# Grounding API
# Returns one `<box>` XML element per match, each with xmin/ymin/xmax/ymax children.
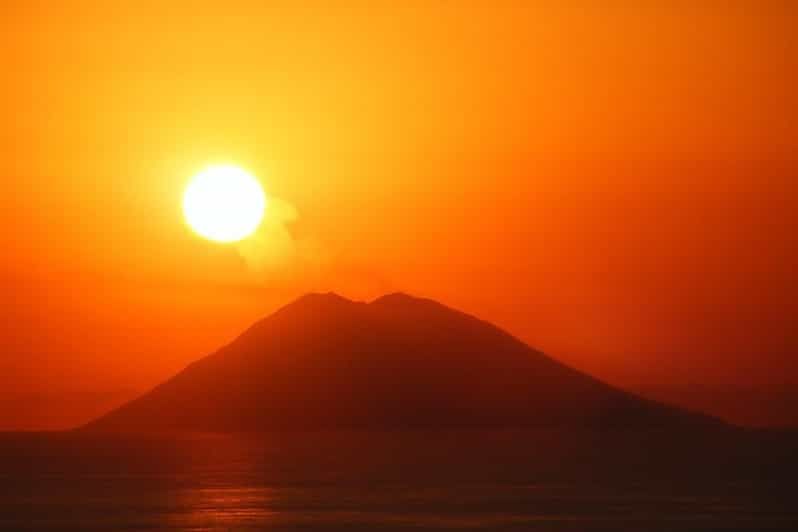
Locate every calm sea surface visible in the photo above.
<box><xmin>0</xmin><ymin>429</ymin><xmax>795</xmax><ymax>531</ymax></box>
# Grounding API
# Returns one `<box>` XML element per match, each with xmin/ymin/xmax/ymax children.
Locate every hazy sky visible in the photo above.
<box><xmin>1</xmin><ymin>2</ymin><xmax>796</xmax><ymax>429</ymax></box>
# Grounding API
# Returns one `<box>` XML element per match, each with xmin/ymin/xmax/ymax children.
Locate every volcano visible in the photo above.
<box><xmin>85</xmin><ymin>293</ymin><xmax>720</xmax><ymax>431</ymax></box>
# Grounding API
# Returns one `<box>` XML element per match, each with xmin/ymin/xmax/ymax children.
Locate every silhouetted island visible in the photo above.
<box><xmin>84</xmin><ymin>293</ymin><xmax>722</xmax><ymax>432</ymax></box>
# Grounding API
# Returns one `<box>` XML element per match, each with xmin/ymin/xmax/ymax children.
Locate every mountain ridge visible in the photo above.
<box><xmin>83</xmin><ymin>292</ymin><xmax>723</xmax><ymax>432</ymax></box>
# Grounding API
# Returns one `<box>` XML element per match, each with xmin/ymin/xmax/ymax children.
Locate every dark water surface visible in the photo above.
<box><xmin>0</xmin><ymin>429</ymin><xmax>795</xmax><ymax>530</ymax></box>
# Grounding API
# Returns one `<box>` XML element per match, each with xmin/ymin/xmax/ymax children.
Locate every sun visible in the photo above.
<box><xmin>182</xmin><ymin>165</ymin><xmax>267</xmax><ymax>243</ymax></box>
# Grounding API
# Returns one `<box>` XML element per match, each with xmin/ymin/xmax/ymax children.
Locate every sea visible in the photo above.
<box><xmin>0</xmin><ymin>429</ymin><xmax>795</xmax><ymax>531</ymax></box>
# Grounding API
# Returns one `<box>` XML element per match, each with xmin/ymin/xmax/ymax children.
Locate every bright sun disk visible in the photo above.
<box><xmin>183</xmin><ymin>165</ymin><xmax>267</xmax><ymax>243</ymax></box>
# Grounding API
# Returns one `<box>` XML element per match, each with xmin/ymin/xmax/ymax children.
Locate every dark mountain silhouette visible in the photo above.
<box><xmin>84</xmin><ymin>293</ymin><xmax>722</xmax><ymax>431</ymax></box>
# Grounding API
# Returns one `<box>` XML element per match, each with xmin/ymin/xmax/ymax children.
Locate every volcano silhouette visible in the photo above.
<box><xmin>85</xmin><ymin>293</ymin><xmax>720</xmax><ymax>431</ymax></box>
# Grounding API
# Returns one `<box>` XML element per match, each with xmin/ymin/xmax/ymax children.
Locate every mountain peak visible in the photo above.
<box><xmin>371</xmin><ymin>292</ymin><xmax>420</xmax><ymax>304</ymax></box>
<box><xmin>246</xmin><ymin>292</ymin><xmax>365</xmax><ymax>336</ymax></box>
<box><xmin>283</xmin><ymin>292</ymin><xmax>442</xmax><ymax>315</ymax></box>
<box><xmin>292</xmin><ymin>291</ymin><xmax>356</xmax><ymax>306</ymax></box>
<box><xmin>284</xmin><ymin>292</ymin><xmax>434</xmax><ymax>309</ymax></box>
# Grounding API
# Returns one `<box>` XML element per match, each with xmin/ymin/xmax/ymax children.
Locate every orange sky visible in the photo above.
<box><xmin>1</xmin><ymin>2</ymin><xmax>796</xmax><ymax>429</ymax></box>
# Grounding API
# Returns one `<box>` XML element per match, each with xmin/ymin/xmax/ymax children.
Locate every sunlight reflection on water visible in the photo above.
<box><xmin>0</xmin><ymin>430</ymin><xmax>794</xmax><ymax>531</ymax></box>
<box><xmin>169</xmin><ymin>487</ymin><xmax>278</xmax><ymax>529</ymax></box>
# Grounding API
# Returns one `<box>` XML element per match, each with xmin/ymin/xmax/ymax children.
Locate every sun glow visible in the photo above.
<box><xmin>182</xmin><ymin>165</ymin><xmax>267</xmax><ymax>243</ymax></box>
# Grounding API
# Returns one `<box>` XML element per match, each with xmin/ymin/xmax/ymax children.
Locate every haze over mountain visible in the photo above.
<box><xmin>85</xmin><ymin>293</ymin><xmax>721</xmax><ymax>432</ymax></box>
